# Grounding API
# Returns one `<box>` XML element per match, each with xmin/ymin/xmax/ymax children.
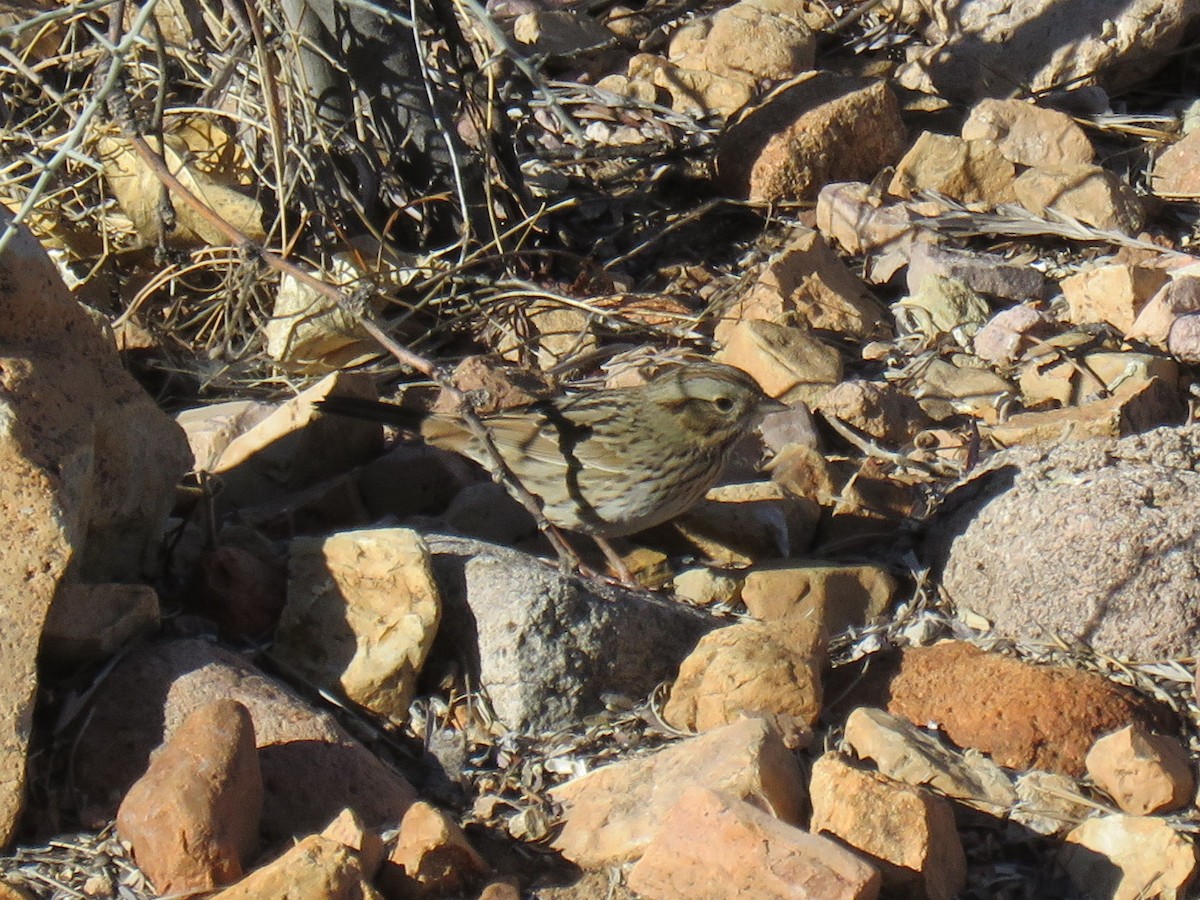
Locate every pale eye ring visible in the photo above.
<box><xmin>714</xmin><ymin>396</ymin><xmax>734</xmax><ymax>412</ymax></box>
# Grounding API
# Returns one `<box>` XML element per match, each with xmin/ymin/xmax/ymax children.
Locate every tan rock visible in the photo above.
<box><xmin>809</xmin><ymin>753</ymin><xmax>966</xmax><ymax>900</ymax></box>
<box><xmin>666</xmin><ymin>479</ymin><xmax>819</xmax><ymax>565</ymax></box>
<box><xmin>1169</xmin><ymin>313</ymin><xmax>1200</xmax><ymax>363</ymax></box>
<box><xmin>914</xmin><ymin>357</ymin><xmax>1015</xmax><ymax>421</ymax></box>
<box><xmin>718</xmin><ymin>75</ymin><xmax>906</xmax><ymax>203</ymax></box>
<box><xmin>961</xmin><ymin>99</ymin><xmax>1094</xmax><ymax>168</ymax></box>
<box><xmin>0</xmin><ymin>209</ymin><xmax>191</xmax><ymax>845</ymax></box>
<box><xmin>0</xmin><ymin>883</ymin><xmax>35</xmax><ymax>900</ymax></box>
<box><xmin>1060</xmin><ymin>262</ymin><xmax>1170</xmax><ymax>333</ymax></box>
<box><xmin>815</xmin><ymin>183</ymin><xmax>943</xmax><ymax>283</ymax></box>
<box><xmin>889</xmin><ymin>133</ymin><xmax>1017</xmax><ymax>206</ymax></box>
<box><xmin>816</xmin><ymin>380</ymin><xmax>928</xmax><ymax>445</ymax></box>
<box><xmin>1128</xmin><ymin>276</ymin><xmax>1200</xmax><ymax>346</ymax></box>
<box><xmin>672</xmin><ymin>567</ymin><xmax>743</xmax><ymax>607</ymax></box>
<box><xmin>628</xmin><ymin>786</ymin><xmax>881</xmax><ymax>899</ymax></box>
<box><xmin>716</xmin><ymin>319</ymin><xmax>842</xmax><ymax>406</ymax></box>
<box><xmin>549</xmin><ymin>715</ymin><xmax>805</xmax><ymax>867</ymax></box>
<box><xmin>718</xmin><ymin>228</ymin><xmax>886</xmax><ymax>342</ymax></box>
<box><xmin>843</xmin><ymin>707</ymin><xmax>1017</xmax><ymax>816</ymax></box>
<box><xmin>973</xmin><ymin>304</ymin><xmax>1055</xmax><ymax>365</ymax></box>
<box><xmin>494</xmin><ymin>301</ymin><xmax>597</xmax><ymax>370</ymax></box>
<box><xmin>769</xmin><ymin>443</ymin><xmax>838</xmax><ymax>505</ymax></box>
<box><xmin>41</xmin><ymin>581</ymin><xmax>159</xmax><ymax>663</ymax></box>
<box><xmin>668</xmin><ymin>0</ymin><xmax>815</xmax><ymax>83</ymax></box>
<box><xmin>116</xmin><ymin>699</ymin><xmax>261</xmax><ymax>895</ymax></box>
<box><xmin>1018</xmin><ymin>351</ymin><xmax>1178</xmax><ymax>408</ymax></box>
<box><xmin>741</xmin><ymin>563</ymin><xmax>895</xmax><ymax>636</ymax></box>
<box><xmin>1086</xmin><ymin>724</ymin><xmax>1196</xmax><ymax>816</ymax></box>
<box><xmin>177</xmin><ymin>399</ymin><xmax>274</xmax><ymax>472</ymax></box>
<box><xmin>512</xmin><ymin>10</ymin><xmax>614</xmax><ymax>59</ymax></box>
<box><xmin>1014</xmin><ymin>164</ymin><xmax>1145</xmax><ymax>234</ymax></box>
<box><xmin>1012</xmin><ymin>770</ymin><xmax>1093</xmax><ymax>836</ymax></box>
<box><xmin>990</xmin><ymin>377</ymin><xmax>1183</xmax><ymax>446</ymax></box>
<box><xmin>477</xmin><ymin>881</ymin><xmax>522</xmax><ymax>900</ymax></box>
<box><xmin>663</xmin><ymin>618</ymin><xmax>825</xmax><ymax>731</ymax></box>
<box><xmin>1152</xmin><ymin>129</ymin><xmax>1200</xmax><ymax>198</ymax></box>
<box><xmin>886</xmin><ymin>642</ymin><xmax>1176</xmax><ymax>776</ymax></box>
<box><xmin>322</xmin><ymin>808</ymin><xmax>385</xmax><ymax>877</ymax></box>
<box><xmin>379</xmin><ymin>801</ymin><xmax>490</xmax><ymax>898</ymax></box>
<box><xmin>1060</xmin><ymin>814</ymin><xmax>1198</xmax><ymax>900</ymax></box>
<box><xmin>896</xmin><ymin>273</ymin><xmax>993</xmax><ymax>340</ymax></box>
<box><xmin>209</xmin><ymin>834</ymin><xmax>383</xmax><ymax>900</ymax></box>
<box><xmin>272</xmin><ymin>528</ymin><xmax>441</xmax><ymax>724</ymax></box>
<box><xmin>637</xmin><ymin>57</ymin><xmax>754</xmax><ymax>117</ymax></box>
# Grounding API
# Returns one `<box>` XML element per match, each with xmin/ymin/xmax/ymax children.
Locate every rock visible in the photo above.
<box><xmin>809</xmin><ymin>753</ymin><xmax>966</xmax><ymax>900</ymax></box>
<box><xmin>477</xmin><ymin>882</ymin><xmax>522</xmax><ymax>900</ymax></box>
<box><xmin>550</xmin><ymin>715</ymin><xmax>805</xmax><ymax>867</ymax></box>
<box><xmin>634</xmin><ymin>56</ymin><xmax>754</xmax><ymax>118</ymax></box>
<box><xmin>1152</xmin><ymin>128</ymin><xmax>1200</xmax><ymax>198</ymax></box>
<box><xmin>322</xmin><ymin>808</ymin><xmax>385</xmax><ymax>877</ymax></box>
<box><xmin>426</xmin><ymin>535</ymin><xmax>717</xmax><ymax>732</ymax></box>
<box><xmin>0</xmin><ymin>209</ymin><xmax>191</xmax><ymax>844</ymax></box>
<box><xmin>961</xmin><ymin>99</ymin><xmax>1094</xmax><ymax>168</ymax></box>
<box><xmin>758</xmin><ymin>401</ymin><xmax>822</xmax><ymax>455</ymax></box>
<box><xmin>1012</xmin><ymin>771</ymin><xmax>1092</xmax><ymax>836</ymax></box>
<box><xmin>663</xmin><ymin>617</ymin><xmax>825</xmax><ymax>731</ymax></box>
<box><xmin>1060</xmin><ymin>814</ymin><xmax>1198</xmax><ymax>900</ymax></box>
<box><xmin>672</xmin><ymin>567</ymin><xmax>743</xmax><ymax>607</ymax></box>
<box><xmin>511</xmin><ymin>10</ymin><xmax>614</xmax><ymax>60</ymax></box>
<box><xmin>1168</xmin><ymin>313</ymin><xmax>1200</xmax><ymax>364</ymax></box>
<box><xmin>272</xmin><ymin>528</ymin><xmax>441</xmax><ymax>724</ymax></box>
<box><xmin>816</xmin><ymin>380</ymin><xmax>928</xmax><ymax>446</ymax></box>
<box><xmin>41</xmin><ymin>581</ymin><xmax>159</xmax><ymax>663</ymax></box>
<box><xmin>494</xmin><ymin>301</ymin><xmax>597</xmax><ymax>370</ymax></box>
<box><xmin>72</xmin><ymin>639</ymin><xmax>417</xmax><ymax>842</ymax></box>
<box><xmin>885</xmin><ymin>642</ymin><xmax>1174</xmax><ymax>776</ymax></box>
<box><xmin>357</xmin><ymin>444</ymin><xmax>477</xmax><ymax>521</ymax></box>
<box><xmin>116</xmin><ymin>700</ymin><xmax>261</xmax><ymax>894</ymax></box>
<box><xmin>628</xmin><ymin>786</ymin><xmax>881</xmax><ymax>899</ymax></box>
<box><xmin>896</xmin><ymin>274</ymin><xmax>992</xmax><ymax>342</ymax></box>
<box><xmin>208</xmin><ymin>834</ymin><xmax>383</xmax><ymax>900</ymax></box>
<box><xmin>667</xmin><ymin>0</ymin><xmax>815</xmax><ymax>83</ymax></box>
<box><xmin>718</xmin><ymin>228</ymin><xmax>886</xmax><ymax>342</ymax></box>
<box><xmin>973</xmin><ymin>305</ymin><xmax>1056</xmax><ymax>366</ymax></box>
<box><xmin>1129</xmin><ymin>276</ymin><xmax>1200</xmax><ymax>347</ymax></box>
<box><xmin>843</xmin><ymin>707</ymin><xmax>1017</xmax><ymax>815</ymax></box>
<box><xmin>665</xmin><ymin>480</ymin><xmax>819</xmax><ymax>565</ymax></box>
<box><xmin>378</xmin><ymin>801</ymin><xmax>489</xmax><ymax>898</ymax></box>
<box><xmin>741</xmin><ymin>563</ymin><xmax>895</xmax><ymax>636</ymax></box>
<box><xmin>913</xmin><ymin>357</ymin><xmax>1014</xmax><ymax>421</ymax></box>
<box><xmin>1060</xmin><ymin>262</ymin><xmax>1170</xmax><ymax>334</ymax></box>
<box><xmin>1086</xmin><ymin>724</ymin><xmax>1195</xmax><ymax>816</ymax></box>
<box><xmin>716</xmin><ymin>319</ymin><xmax>842</xmax><ymax>407</ymax></box>
<box><xmin>888</xmin><ymin>133</ymin><xmax>1017</xmax><ymax>207</ymax></box>
<box><xmin>906</xmin><ymin>243</ymin><xmax>1048</xmax><ymax>305</ymax></box>
<box><xmin>932</xmin><ymin>427</ymin><xmax>1200</xmax><ymax>659</ymax></box>
<box><xmin>717</xmin><ymin>75</ymin><xmax>906</xmax><ymax>203</ymax></box>
<box><xmin>769</xmin><ymin>444</ymin><xmax>838</xmax><ymax>506</ymax></box>
<box><xmin>1018</xmin><ymin>351</ymin><xmax>1178</xmax><ymax>409</ymax></box>
<box><xmin>1013</xmin><ymin>164</ymin><xmax>1145</xmax><ymax>234</ymax></box>
<box><xmin>989</xmin><ymin>377</ymin><xmax>1182</xmax><ymax>445</ymax></box>
<box><xmin>177</xmin><ymin>400</ymin><xmax>274</xmax><ymax>472</ymax></box>
<box><xmin>893</xmin><ymin>0</ymin><xmax>1195</xmax><ymax>103</ymax></box>
<box><xmin>438</xmin><ymin>482</ymin><xmax>537</xmax><ymax>544</ymax></box>
<box><xmin>815</xmin><ymin>182</ymin><xmax>942</xmax><ymax>284</ymax></box>
<box><xmin>188</xmin><ymin>544</ymin><xmax>287</xmax><ymax>639</ymax></box>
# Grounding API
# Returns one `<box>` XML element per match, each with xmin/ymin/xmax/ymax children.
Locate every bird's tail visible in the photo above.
<box><xmin>314</xmin><ymin>395</ymin><xmax>428</xmax><ymax>430</ymax></box>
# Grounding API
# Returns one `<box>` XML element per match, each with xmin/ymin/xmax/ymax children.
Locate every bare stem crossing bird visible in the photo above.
<box><xmin>317</xmin><ymin>362</ymin><xmax>787</xmax><ymax>579</ymax></box>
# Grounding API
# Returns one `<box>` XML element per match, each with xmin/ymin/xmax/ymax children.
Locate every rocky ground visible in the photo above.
<box><xmin>4</xmin><ymin>0</ymin><xmax>1200</xmax><ymax>898</ymax></box>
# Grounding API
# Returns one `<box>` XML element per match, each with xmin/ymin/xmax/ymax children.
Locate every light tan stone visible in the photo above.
<box><xmin>961</xmin><ymin>99</ymin><xmax>1094</xmax><ymax>168</ymax></box>
<box><xmin>116</xmin><ymin>700</ymin><xmax>261</xmax><ymax>895</ymax></box>
<box><xmin>1086</xmin><ymin>724</ymin><xmax>1196</xmax><ymax>816</ymax></box>
<box><xmin>322</xmin><ymin>808</ymin><xmax>384</xmax><ymax>878</ymax></box>
<box><xmin>1014</xmin><ymin>164</ymin><xmax>1146</xmax><ymax>234</ymax></box>
<box><xmin>668</xmin><ymin>0</ymin><xmax>815</xmax><ymax>83</ymax></box>
<box><xmin>1061</xmin><ymin>262</ymin><xmax>1170</xmax><ymax>334</ymax></box>
<box><xmin>672</xmin><ymin>567</ymin><xmax>743</xmax><ymax>607</ymax></box>
<box><xmin>741</xmin><ymin>563</ymin><xmax>895</xmax><ymax>636</ymax></box>
<box><xmin>815</xmin><ymin>183</ymin><xmax>942</xmax><ymax>284</ymax></box>
<box><xmin>914</xmin><ymin>357</ymin><xmax>1014</xmax><ymax>421</ymax></box>
<box><xmin>176</xmin><ymin>400</ymin><xmax>274</xmax><ymax>472</ymax></box>
<box><xmin>272</xmin><ymin>528</ymin><xmax>441</xmax><ymax>724</ymax></box>
<box><xmin>494</xmin><ymin>301</ymin><xmax>598</xmax><ymax>370</ymax></box>
<box><xmin>1152</xmin><ymin>129</ymin><xmax>1200</xmax><ymax>198</ymax></box>
<box><xmin>209</xmin><ymin>834</ymin><xmax>383</xmax><ymax>900</ymax></box>
<box><xmin>380</xmin><ymin>801</ymin><xmax>489</xmax><ymax>898</ymax></box>
<box><xmin>663</xmin><ymin>618</ymin><xmax>825</xmax><ymax>731</ymax></box>
<box><xmin>650</xmin><ymin>62</ymin><xmax>754</xmax><ymax>117</ymax></box>
<box><xmin>889</xmin><ymin>133</ymin><xmax>1017</xmax><ymax>206</ymax></box>
<box><xmin>550</xmin><ymin>715</ymin><xmax>805</xmax><ymax>867</ymax></box>
<box><xmin>629</xmin><ymin>786</ymin><xmax>881</xmax><ymax>899</ymax></box>
<box><xmin>1019</xmin><ymin>351</ymin><xmax>1178</xmax><ymax>408</ymax></box>
<box><xmin>816</xmin><ymin>380</ymin><xmax>927</xmax><ymax>446</ymax></box>
<box><xmin>1060</xmin><ymin>814</ymin><xmax>1198</xmax><ymax>900</ymax></box>
<box><xmin>512</xmin><ymin>10</ymin><xmax>614</xmax><ymax>58</ymax></box>
<box><xmin>716</xmin><ymin>319</ymin><xmax>841</xmax><ymax>406</ymax></box>
<box><xmin>810</xmin><ymin>753</ymin><xmax>966</xmax><ymax>900</ymax></box>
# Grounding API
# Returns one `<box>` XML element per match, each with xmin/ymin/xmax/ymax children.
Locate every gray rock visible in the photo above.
<box><xmin>426</xmin><ymin>535</ymin><xmax>719</xmax><ymax>732</ymax></box>
<box><xmin>929</xmin><ymin>425</ymin><xmax>1200</xmax><ymax>659</ymax></box>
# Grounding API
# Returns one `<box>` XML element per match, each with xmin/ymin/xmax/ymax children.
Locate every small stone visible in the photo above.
<box><xmin>816</xmin><ymin>380</ymin><xmax>928</xmax><ymax>446</ymax></box>
<box><xmin>550</xmin><ymin>715</ymin><xmax>805</xmax><ymax>867</ymax></box>
<box><xmin>1152</xmin><ymin>129</ymin><xmax>1200</xmax><ymax>198</ymax></box>
<box><xmin>961</xmin><ymin>99</ymin><xmax>1094</xmax><ymax>168</ymax></box>
<box><xmin>809</xmin><ymin>753</ymin><xmax>966</xmax><ymax>900</ymax></box>
<box><xmin>1018</xmin><ymin>351</ymin><xmax>1178</xmax><ymax>409</ymax></box>
<box><xmin>628</xmin><ymin>786</ymin><xmax>881</xmax><ymax>899</ymax></box>
<box><xmin>1060</xmin><ymin>814</ymin><xmax>1198</xmax><ymax>900</ymax></box>
<box><xmin>1168</xmin><ymin>313</ymin><xmax>1200</xmax><ymax>364</ymax></box>
<box><xmin>716</xmin><ymin>320</ymin><xmax>842</xmax><ymax>407</ymax></box>
<box><xmin>208</xmin><ymin>834</ymin><xmax>382</xmax><ymax>900</ymax></box>
<box><xmin>718</xmin><ymin>75</ymin><xmax>906</xmax><ymax>203</ymax></box>
<box><xmin>116</xmin><ymin>700</ymin><xmax>261</xmax><ymax>895</ymax></box>
<box><xmin>1060</xmin><ymin>262</ymin><xmax>1170</xmax><ymax>334</ymax></box>
<box><xmin>663</xmin><ymin>618</ymin><xmax>825</xmax><ymax>731</ymax></box>
<box><xmin>973</xmin><ymin>305</ymin><xmax>1055</xmax><ymax>365</ymax></box>
<box><xmin>41</xmin><ymin>582</ymin><xmax>159</xmax><ymax>663</ymax></box>
<box><xmin>673</xmin><ymin>567</ymin><xmax>743</xmax><ymax>607</ymax></box>
<box><xmin>1014</xmin><ymin>164</ymin><xmax>1145</xmax><ymax>234</ymax></box>
<box><xmin>511</xmin><ymin>10</ymin><xmax>614</xmax><ymax>59</ymax></box>
<box><xmin>176</xmin><ymin>400</ymin><xmax>273</xmax><ymax>472</ymax></box>
<box><xmin>889</xmin><ymin>133</ymin><xmax>1017</xmax><ymax>206</ymax></box>
<box><xmin>379</xmin><ymin>801</ymin><xmax>489</xmax><ymax>898</ymax></box>
<box><xmin>758</xmin><ymin>401</ymin><xmax>822</xmax><ymax>455</ymax></box>
<box><xmin>741</xmin><ymin>564</ymin><xmax>895</xmax><ymax>636</ymax></box>
<box><xmin>815</xmin><ymin>183</ymin><xmax>940</xmax><ymax>284</ymax></box>
<box><xmin>438</xmin><ymin>481</ymin><xmax>537</xmax><ymax>545</ymax></box>
<box><xmin>1086</xmin><ymin>724</ymin><xmax>1196</xmax><ymax>815</ymax></box>
<box><xmin>322</xmin><ymin>808</ymin><xmax>385</xmax><ymax>878</ymax></box>
<box><xmin>272</xmin><ymin>529</ymin><xmax>441</xmax><ymax>724</ymax></box>
<box><xmin>906</xmin><ymin>243</ymin><xmax>1048</xmax><ymax>304</ymax></box>
<box><xmin>1128</xmin><ymin>276</ymin><xmax>1200</xmax><ymax>347</ymax></box>
<box><xmin>669</xmin><ymin>0</ymin><xmax>815</xmax><ymax>83</ymax></box>
<box><xmin>886</xmin><ymin>642</ymin><xmax>1175</xmax><ymax>776</ymax></box>
<box><xmin>896</xmin><ymin>274</ymin><xmax>992</xmax><ymax>341</ymax></box>
<box><xmin>642</xmin><ymin>58</ymin><xmax>754</xmax><ymax>117</ymax></box>
<box><xmin>914</xmin><ymin>357</ymin><xmax>1014</xmax><ymax>421</ymax></box>
<box><xmin>188</xmin><ymin>545</ymin><xmax>286</xmax><ymax>640</ymax></box>
<box><xmin>990</xmin><ymin>378</ymin><xmax>1183</xmax><ymax>446</ymax></box>
<box><xmin>494</xmin><ymin>301</ymin><xmax>597</xmax><ymax>370</ymax></box>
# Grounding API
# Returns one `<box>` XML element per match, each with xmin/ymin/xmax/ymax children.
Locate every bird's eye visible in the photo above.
<box><xmin>713</xmin><ymin>396</ymin><xmax>734</xmax><ymax>412</ymax></box>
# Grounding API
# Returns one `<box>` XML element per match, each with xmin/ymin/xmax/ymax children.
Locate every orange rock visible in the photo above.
<box><xmin>1014</xmin><ymin>164</ymin><xmax>1145</xmax><ymax>234</ymax></box>
<box><xmin>116</xmin><ymin>699</ymin><xmax>261</xmax><ymax>895</ymax></box>
<box><xmin>1152</xmin><ymin>129</ymin><xmax>1200</xmax><ymax>198</ymax></box>
<box><xmin>809</xmin><ymin>753</ymin><xmax>966</xmax><ymax>900</ymax></box>
<box><xmin>209</xmin><ymin>834</ymin><xmax>382</xmax><ymax>899</ymax></box>
<box><xmin>322</xmin><ymin>808</ymin><xmax>385</xmax><ymax>877</ymax></box>
<box><xmin>1085</xmin><ymin>724</ymin><xmax>1196</xmax><ymax>815</ymax></box>
<box><xmin>628</xmin><ymin>785</ymin><xmax>881</xmax><ymax>899</ymax></box>
<box><xmin>741</xmin><ymin>563</ymin><xmax>895</xmax><ymax>636</ymax></box>
<box><xmin>889</xmin><ymin>133</ymin><xmax>1017</xmax><ymax>206</ymax></box>
<box><xmin>378</xmin><ymin>801</ymin><xmax>489</xmax><ymax>899</ymax></box>
<box><xmin>1060</xmin><ymin>262</ymin><xmax>1169</xmax><ymax>333</ymax></box>
<box><xmin>716</xmin><ymin>319</ymin><xmax>842</xmax><ymax>406</ymax></box>
<box><xmin>961</xmin><ymin>99</ymin><xmax>1094</xmax><ymax>168</ymax></box>
<box><xmin>1061</xmin><ymin>814</ymin><xmax>1198</xmax><ymax>900</ymax></box>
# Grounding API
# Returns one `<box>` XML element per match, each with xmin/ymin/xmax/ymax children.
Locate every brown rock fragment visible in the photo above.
<box><xmin>209</xmin><ymin>834</ymin><xmax>382</xmax><ymax>900</ymax></box>
<box><xmin>816</xmin><ymin>380</ymin><xmax>928</xmax><ymax>445</ymax></box>
<box><xmin>1060</xmin><ymin>262</ymin><xmax>1169</xmax><ymax>334</ymax></box>
<box><xmin>1060</xmin><ymin>814</ymin><xmax>1198</xmax><ymax>900</ymax></box>
<box><xmin>961</xmin><ymin>99</ymin><xmax>1094</xmax><ymax>168</ymax></box>
<box><xmin>379</xmin><ymin>802</ymin><xmax>489</xmax><ymax>899</ymax></box>
<box><xmin>1152</xmin><ymin>129</ymin><xmax>1200</xmax><ymax>198</ymax></box>
<box><xmin>716</xmin><ymin>319</ymin><xmax>842</xmax><ymax>406</ymax></box>
<box><xmin>889</xmin><ymin>133</ymin><xmax>1017</xmax><ymax>206</ymax></box>
<box><xmin>886</xmin><ymin>642</ymin><xmax>1174</xmax><ymax>776</ymax></box>
<box><xmin>41</xmin><ymin>582</ymin><xmax>159</xmax><ymax>663</ymax></box>
<box><xmin>1085</xmin><ymin>725</ymin><xmax>1196</xmax><ymax>816</ymax></box>
<box><xmin>741</xmin><ymin>563</ymin><xmax>895</xmax><ymax>636</ymax></box>
<box><xmin>1014</xmin><ymin>164</ymin><xmax>1145</xmax><ymax>234</ymax></box>
<box><xmin>809</xmin><ymin>752</ymin><xmax>966</xmax><ymax>900</ymax></box>
<box><xmin>322</xmin><ymin>808</ymin><xmax>385</xmax><ymax>877</ymax></box>
<box><xmin>116</xmin><ymin>699</ymin><xmax>262</xmax><ymax>895</ymax></box>
<box><xmin>1129</xmin><ymin>275</ymin><xmax>1200</xmax><ymax>347</ymax></box>
<box><xmin>550</xmin><ymin>716</ymin><xmax>805</xmax><ymax>867</ymax></box>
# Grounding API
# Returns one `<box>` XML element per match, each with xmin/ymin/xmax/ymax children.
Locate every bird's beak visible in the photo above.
<box><xmin>758</xmin><ymin>396</ymin><xmax>791</xmax><ymax>415</ymax></box>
